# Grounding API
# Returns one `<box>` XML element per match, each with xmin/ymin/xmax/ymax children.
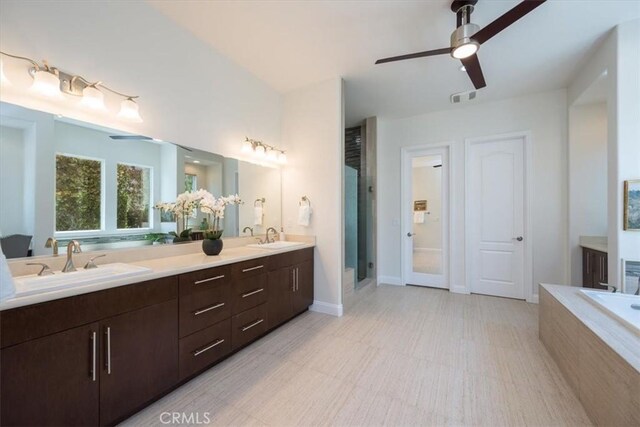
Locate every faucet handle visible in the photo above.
<box><xmin>26</xmin><ymin>262</ymin><xmax>55</xmax><ymax>276</ymax></box>
<box><xmin>84</xmin><ymin>254</ymin><xmax>106</xmax><ymax>269</ymax></box>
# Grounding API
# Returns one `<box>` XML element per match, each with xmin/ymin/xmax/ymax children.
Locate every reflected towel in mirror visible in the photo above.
<box><xmin>298</xmin><ymin>205</ymin><xmax>312</xmax><ymax>227</ymax></box>
<box><xmin>413</xmin><ymin>211</ymin><xmax>425</xmax><ymax>223</ymax></box>
<box><xmin>254</xmin><ymin>207</ymin><xmax>264</xmax><ymax>226</ymax></box>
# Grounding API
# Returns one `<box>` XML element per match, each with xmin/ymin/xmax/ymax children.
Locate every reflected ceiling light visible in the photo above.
<box><xmin>80</xmin><ymin>85</ymin><xmax>106</xmax><ymax>111</ymax></box>
<box><xmin>0</xmin><ymin>60</ymin><xmax>10</xmax><ymax>86</ymax></box>
<box><xmin>241</xmin><ymin>138</ymin><xmax>253</xmax><ymax>153</ymax></box>
<box><xmin>255</xmin><ymin>144</ymin><xmax>266</xmax><ymax>158</ymax></box>
<box><xmin>267</xmin><ymin>148</ymin><xmax>278</xmax><ymax>162</ymax></box>
<box><xmin>0</xmin><ymin>50</ymin><xmax>144</xmax><ymax>122</ymax></box>
<box><xmin>30</xmin><ymin>68</ymin><xmax>63</xmax><ymax>99</ymax></box>
<box><xmin>193</xmin><ymin>160</ymin><xmax>200</xmax><ymax>164</ymax></box>
<box><xmin>117</xmin><ymin>97</ymin><xmax>143</xmax><ymax>123</ymax></box>
<box><xmin>277</xmin><ymin>151</ymin><xmax>287</xmax><ymax>164</ymax></box>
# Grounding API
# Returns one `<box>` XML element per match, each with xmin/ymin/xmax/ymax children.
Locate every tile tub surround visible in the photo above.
<box><xmin>579</xmin><ymin>235</ymin><xmax>608</xmax><ymax>253</ymax></box>
<box><xmin>1</xmin><ymin>235</ymin><xmax>315</xmax><ymax>311</ymax></box>
<box><xmin>539</xmin><ymin>284</ymin><xmax>640</xmax><ymax>426</ymax></box>
<box><xmin>121</xmin><ymin>285</ymin><xmax>592</xmax><ymax>427</ymax></box>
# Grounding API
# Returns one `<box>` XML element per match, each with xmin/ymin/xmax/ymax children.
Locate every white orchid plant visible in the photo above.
<box><xmin>155</xmin><ymin>190</ymin><xmax>242</xmax><ymax>240</ymax></box>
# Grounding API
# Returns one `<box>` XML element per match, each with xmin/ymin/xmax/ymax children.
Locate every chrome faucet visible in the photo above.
<box><xmin>62</xmin><ymin>240</ymin><xmax>82</xmax><ymax>273</ymax></box>
<box><xmin>45</xmin><ymin>237</ymin><xmax>58</xmax><ymax>256</ymax></box>
<box><xmin>266</xmin><ymin>227</ymin><xmax>278</xmax><ymax>244</ymax></box>
<box><xmin>243</xmin><ymin>226</ymin><xmax>254</xmax><ymax>236</ymax></box>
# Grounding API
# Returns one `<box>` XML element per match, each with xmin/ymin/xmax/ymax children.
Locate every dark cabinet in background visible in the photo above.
<box><xmin>582</xmin><ymin>247</ymin><xmax>608</xmax><ymax>290</ymax></box>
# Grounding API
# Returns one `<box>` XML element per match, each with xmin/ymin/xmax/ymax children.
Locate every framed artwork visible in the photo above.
<box><xmin>623</xmin><ymin>180</ymin><xmax>640</xmax><ymax>231</ymax></box>
<box><xmin>414</xmin><ymin>200</ymin><xmax>427</xmax><ymax>211</ymax></box>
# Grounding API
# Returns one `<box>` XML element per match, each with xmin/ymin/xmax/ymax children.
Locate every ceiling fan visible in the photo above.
<box><xmin>375</xmin><ymin>0</ymin><xmax>547</xmax><ymax>90</ymax></box>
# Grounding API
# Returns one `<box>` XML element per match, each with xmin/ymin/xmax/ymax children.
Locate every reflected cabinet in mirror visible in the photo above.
<box><xmin>0</xmin><ymin>102</ymin><xmax>282</xmax><ymax>258</ymax></box>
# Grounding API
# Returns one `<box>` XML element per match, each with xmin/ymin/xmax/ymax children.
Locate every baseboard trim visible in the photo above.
<box><xmin>378</xmin><ymin>276</ymin><xmax>403</xmax><ymax>286</ymax></box>
<box><xmin>450</xmin><ymin>285</ymin><xmax>470</xmax><ymax>294</ymax></box>
<box><xmin>310</xmin><ymin>300</ymin><xmax>343</xmax><ymax>317</ymax></box>
<box><xmin>528</xmin><ymin>293</ymin><xmax>539</xmax><ymax>304</ymax></box>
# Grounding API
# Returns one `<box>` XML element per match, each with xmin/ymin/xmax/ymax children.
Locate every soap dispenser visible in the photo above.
<box><xmin>279</xmin><ymin>227</ymin><xmax>286</xmax><ymax>242</ymax></box>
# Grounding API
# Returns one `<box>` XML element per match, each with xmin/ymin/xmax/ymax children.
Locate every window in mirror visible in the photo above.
<box><xmin>117</xmin><ymin>164</ymin><xmax>151</xmax><ymax>229</ymax></box>
<box><xmin>185</xmin><ymin>173</ymin><xmax>197</xmax><ymax>192</ymax></box>
<box><xmin>55</xmin><ymin>154</ymin><xmax>103</xmax><ymax>232</ymax></box>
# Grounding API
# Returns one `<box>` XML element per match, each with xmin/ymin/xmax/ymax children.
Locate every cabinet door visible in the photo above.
<box><xmin>99</xmin><ymin>299</ymin><xmax>178</xmax><ymax>425</ymax></box>
<box><xmin>267</xmin><ymin>267</ymin><xmax>294</xmax><ymax>329</ymax></box>
<box><xmin>1</xmin><ymin>323</ymin><xmax>100</xmax><ymax>426</ymax></box>
<box><xmin>594</xmin><ymin>252</ymin><xmax>608</xmax><ymax>290</ymax></box>
<box><xmin>293</xmin><ymin>260</ymin><xmax>314</xmax><ymax>314</ymax></box>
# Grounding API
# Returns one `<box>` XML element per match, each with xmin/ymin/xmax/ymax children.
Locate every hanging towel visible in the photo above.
<box><xmin>413</xmin><ymin>211</ymin><xmax>425</xmax><ymax>224</ymax></box>
<box><xmin>298</xmin><ymin>205</ymin><xmax>312</xmax><ymax>227</ymax></box>
<box><xmin>254</xmin><ymin>206</ymin><xmax>264</xmax><ymax>226</ymax></box>
<box><xmin>0</xmin><ymin>246</ymin><xmax>16</xmax><ymax>301</ymax></box>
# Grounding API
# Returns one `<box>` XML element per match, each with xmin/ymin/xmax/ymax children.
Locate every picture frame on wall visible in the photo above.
<box><xmin>623</xmin><ymin>179</ymin><xmax>640</xmax><ymax>231</ymax></box>
<box><xmin>622</xmin><ymin>259</ymin><xmax>640</xmax><ymax>295</ymax></box>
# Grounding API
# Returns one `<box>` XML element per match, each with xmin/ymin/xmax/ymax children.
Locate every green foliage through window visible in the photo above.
<box><xmin>56</xmin><ymin>155</ymin><xmax>102</xmax><ymax>231</ymax></box>
<box><xmin>117</xmin><ymin>164</ymin><xmax>151</xmax><ymax>229</ymax></box>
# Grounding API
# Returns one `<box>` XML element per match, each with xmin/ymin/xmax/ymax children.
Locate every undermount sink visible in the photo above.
<box><xmin>14</xmin><ymin>263</ymin><xmax>152</xmax><ymax>297</ymax></box>
<box><xmin>247</xmin><ymin>241</ymin><xmax>305</xmax><ymax>250</ymax></box>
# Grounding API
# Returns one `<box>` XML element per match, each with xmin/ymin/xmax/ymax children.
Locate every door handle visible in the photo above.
<box><xmin>407</xmin><ymin>232</ymin><xmax>414</xmax><ymax>237</ymax></box>
<box><xmin>513</xmin><ymin>236</ymin><xmax>523</xmax><ymax>241</ymax></box>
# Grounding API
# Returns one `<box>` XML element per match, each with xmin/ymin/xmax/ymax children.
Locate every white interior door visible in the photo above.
<box><xmin>403</xmin><ymin>147</ymin><xmax>449</xmax><ymax>289</ymax></box>
<box><xmin>467</xmin><ymin>137</ymin><xmax>525</xmax><ymax>299</ymax></box>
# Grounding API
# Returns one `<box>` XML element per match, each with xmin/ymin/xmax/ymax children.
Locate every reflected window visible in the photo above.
<box><xmin>117</xmin><ymin>164</ymin><xmax>151</xmax><ymax>229</ymax></box>
<box><xmin>55</xmin><ymin>154</ymin><xmax>103</xmax><ymax>232</ymax></box>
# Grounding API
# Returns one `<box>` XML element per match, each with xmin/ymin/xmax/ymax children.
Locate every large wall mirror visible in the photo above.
<box><xmin>0</xmin><ymin>102</ymin><xmax>282</xmax><ymax>258</ymax></box>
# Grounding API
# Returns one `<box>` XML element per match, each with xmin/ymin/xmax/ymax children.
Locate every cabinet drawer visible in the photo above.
<box><xmin>179</xmin><ymin>265</ymin><xmax>231</xmax><ymax>296</ymax></box>
<box><xmin>179</xmin><ymin>284</ymin><xmax>232</xmax><ymax>338</ymax></box>
<box><xmin>231</xmin><ymin>304</ymin><xmax>267</xmax><ymax>350</ymax></box>
<box><xmin>179</xmin><ymin>318</ymin><xmax>231</xmax><ymax>380</ymax></box>
<box><xmin>233</xmin><ymin>273</ymin><xmax>267</xmax><ymax>314</ymax></box>
<box><xmin>232</xmin><ymin>257</ymin><xmax>269</xmax><ymax>279</ymax></box>
<box><xmin>269</xmin><ymin>247</ymin><xmax>314</xmax><ymax>271</ymax></box>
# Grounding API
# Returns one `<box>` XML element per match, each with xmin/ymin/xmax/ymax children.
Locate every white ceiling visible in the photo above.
<box><xmin>149</xmin><ymin>0</ymin><xmax>640</xmax><ymax>125</ymax></box>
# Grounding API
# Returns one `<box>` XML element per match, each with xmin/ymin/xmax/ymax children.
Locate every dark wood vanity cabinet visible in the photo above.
<box><xmin>582</xmin><ymin>247</ymin><xmax>608</xmax><ymax>290</ymax></box>
<box><xmin>267</xmin><ymin>248</ymin><xmax>314</xmax><ymax>329</ymax></box>
<box><xmin>0</xmin><ymin>247</ymin><xmax>314</xmax><ymax>426</ymax></box>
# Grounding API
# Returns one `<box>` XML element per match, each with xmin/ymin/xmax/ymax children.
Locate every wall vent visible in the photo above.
<box><xmin>450</xmin><ymin>90</ymin><xmax>477</xmax><ymax>104</ymax></box>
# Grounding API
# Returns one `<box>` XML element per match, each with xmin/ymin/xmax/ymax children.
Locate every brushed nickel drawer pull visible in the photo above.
<box><xmin>241</xmin><ymin>318</ymin><xmax>264</xmax><ymax>332</ymax></box>
<box><xmin>194</xmin><ymin>302</ymin><xmax>225</xmax><ymax>316</ymax></box>
<box><xmin>90</xmin><ymin>331</ymin><xmax>97</xmax><ymax>381</ymax></box>
<box><xmin>194</xmin><ymin>274</ymin><xmax>225</xmax><ymax>285</ymax></box>
<box><xmin>193</xmin><ymin>339</ymin><xmax>225</xmax><ymax>357</ymax></box>
<box><xmin>242</xmin><ymin>265</ymin><xmax>264</xmax><ymax>273</ymax></box>
<box><xmin>242</xmin><ymin>288</ymin><xmax>264</xmax><ymax>298</ymax></box>
<box><xmin>105</xmin><ymin>327</ymin><xmax>112</xmax><ymax>375</ymax></box>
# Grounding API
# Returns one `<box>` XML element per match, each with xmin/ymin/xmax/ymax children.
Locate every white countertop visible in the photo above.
<box><xmin>579</xmin><ymin>235</ymin><xmax>608</xmax><ymax>253</ymax></box>
<box><xmin>540</xmin><ymin>283</ymin><xmax>640</xmax><ymax>373</ymax></box>
<box><xmin>1</xmin><ymin>242</ymin><xmax>314</xmax><ymax>312</ymax></box>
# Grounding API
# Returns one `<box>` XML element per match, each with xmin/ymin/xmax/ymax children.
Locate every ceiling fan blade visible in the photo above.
<box><xmin>461</xmin><ymin>54</ymin><xmax>486</xmax><ymax>89</ymax></box>
<box><xmin>375</xmin><ymin>47</ymin><xmax>451</xmax><ymax>64</ymax></box>
<box><xmin>472</xmin><ymin>0</ymin><xmax>547</xmax><ymax>45</ymax></box>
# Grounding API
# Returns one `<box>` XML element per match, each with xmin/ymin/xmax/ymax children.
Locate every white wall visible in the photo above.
<box><xmin>0</xmin><ymin>0</ymin><xmax>282</xmax><ymax>159</ymax></box>
<box><xmin>568</xmin><ymin>102</ymin><xmax>607</xmax><ymax>284</ymax></box>
<box><xmin>568</xmin><ymin>19</ymin><xmax>640</xmax><ymax>291</ymax></box>
<box><xmin>412</xmin><ymin>161</ymin><xmax>442</xmax><ymax>250</ymax></box>
<box><xmin>0</xmin><ymin>126</ymin><xmax>26</xmax><ymax>237</ymax></box>
<box><xmin>378</xmin><ymin>90</ymin><xmax>568</xmax><ymax>300</ymax></box>
<box><xmin>281</xmin><ymin>77</ymin><xmax>344</xmax><ymax>315</ymax></box>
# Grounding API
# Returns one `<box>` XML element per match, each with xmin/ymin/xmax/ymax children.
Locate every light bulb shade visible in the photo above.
<box><xmin>80</xmin><ymin>86</ymin><xmax>106</xmax><ymax>111</ymax></box>
<box><xmin>278</xmin><ymin>152</ymin><xmax>287</xmax><ymax>164</ymax></box>
<box><xmin>0</xmin><ymin>60</ymin><xmax>11</xmax><ymax>86</ymax></box>
<box><xmin>241</xmin><ymin>140</ymin><xmax>253</xmax><ymax>153</ymax></box>
<box><xmin>451</xmin><ymin>42</ymin><xmax>479</xmax><ymax>59</ymax></box>
<box><xmin>30</xmin><ymin>69</ymin><xmax>62</xmax><ymax>99</ymax></box>
<box><xmin>255</xmin><ymin>145</ymin><xmax>266</xmax><ymax>157</ymax></box>
<box><xmin>267</xmin><ymin>149</ymin><xmax>278</xmax><ymax>161</ymax></box>
<box><xmin>117</xmin><ymin>98</ymin><xmax>143</xmax><ymax>123</ymax></box>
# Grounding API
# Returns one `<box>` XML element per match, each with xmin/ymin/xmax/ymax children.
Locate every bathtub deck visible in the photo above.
<box><xmin>539</xmin><ymin>284</ymin><xmax>640</xmax><ymax>425</ymax></box>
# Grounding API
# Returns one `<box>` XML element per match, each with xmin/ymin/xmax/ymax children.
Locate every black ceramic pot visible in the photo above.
<box><xmin>202</xmin><ymin>239</ymin><xmax>223</xmax><ymax>256</ymax></box>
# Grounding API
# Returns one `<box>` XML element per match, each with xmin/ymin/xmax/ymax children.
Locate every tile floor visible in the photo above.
<box><xmin>120</xmin><ymin>285</ymin><xmax>592</xmax><ymax>426</ymax></box>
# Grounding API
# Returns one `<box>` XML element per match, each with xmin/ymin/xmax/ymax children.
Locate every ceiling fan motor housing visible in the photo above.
<box><xmin>450</xmin><ymin>23</ymin><xmax>480</xmax><ymax>58</ymax></box>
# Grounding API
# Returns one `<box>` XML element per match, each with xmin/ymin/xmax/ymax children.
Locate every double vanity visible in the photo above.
<box><xmin>0</xmin><ymin>239</ymin><xmax>315</xmax><ymax>426</ymax></box>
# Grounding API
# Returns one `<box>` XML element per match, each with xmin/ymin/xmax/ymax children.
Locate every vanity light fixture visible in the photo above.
<box><xmin>242</xmin><ymin>137</ymin><xmax>287</xmax><ymax>165</ymax></box>
<box><xmin>0</xmin><ymin>50</ymin><xmax>143</xmax><ymax>122</ymax></box>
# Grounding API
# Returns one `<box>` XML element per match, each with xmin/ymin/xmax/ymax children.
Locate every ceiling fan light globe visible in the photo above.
<box><xmin>452</xmin><ymin>42</ymin><xmax>479</xmax><ymax>59</ymax></box>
